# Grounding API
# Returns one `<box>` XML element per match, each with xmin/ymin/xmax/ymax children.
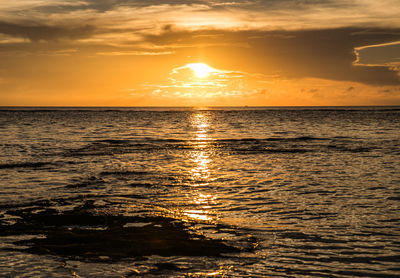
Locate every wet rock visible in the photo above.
<box><xmin>1</xmin><ymin>203</ymin><xmax>242</xmax><ymax>262</ymax></box>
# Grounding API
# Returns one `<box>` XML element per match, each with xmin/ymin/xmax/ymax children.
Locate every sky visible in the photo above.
<box><xmin>0</xmin><ymin>0</ymin><xmax>400</xmax><ymax>106</ymax></box>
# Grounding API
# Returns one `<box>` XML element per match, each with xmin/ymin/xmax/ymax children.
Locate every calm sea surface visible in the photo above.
<box><xmin>0</xmin><ymin>107</ymin><xmax>399</xmax><ymax>277</ymax></box>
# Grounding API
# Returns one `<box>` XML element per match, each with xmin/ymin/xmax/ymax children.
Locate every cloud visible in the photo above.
<box><xmin>0</xmin><ymin>0</ymin><xmax>400</xmax><ymax>41</ymax></box>
<box><xmin>0</xmin><ymin>34</ymin><xmax>29</xmax><ymax>44</ymax></box>
<box><xmin>1</xmin><ymin>23</ymin><xmax>398</xmax><ymax>85</ymax></box>
<box><xmin>140</xmin><ymin>63</ymin><xmax>254</xmax><ymax>99</ymax></box>
<box><xmin>143</xmin><ymin>27</ymin><xmax>400</xmax><ymax>85</ymax></box>
<box><xmin>354</xmin><ymin>41</ymin><xmax>400</xmax><ymax>75</ymax></box>
<box><xmin>0</xmin><ymin>0</ymin><xmax>87</xmax><ymax>11</ymax></box>
<box><xmin>138</xmin><ymin>74</ymin><xmax>400</xmax><ymax>106</ymax></box>
<box><xmin>96</xmin><ymin>50</ymin><xmax>174</xmax><ymax>56</ymax></box>
<box><xmin>0</xmin><ymin>0</ymin><xmax>399</xmax><ymax>57</ymax></box>
<box><xmin>0</xmin><ymin>21</ymin><xmax>95</xmax><ymax>41</ymax></box>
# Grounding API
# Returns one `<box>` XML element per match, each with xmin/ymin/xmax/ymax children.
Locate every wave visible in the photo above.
<box><xmin>75</xmin><ymin>136</ymin><xmax>331</xmax><ymax>146</ymax></box>
<box><xmin>0</xmin><ymin>162</ymin><xmax>53</xmax><ymax>169</ymax></box>
<box><xmin>61</xmin><ymin>135</ymin><xmax>376</xmax><ymax>157</ymax></box>
<box><xmin>100</xmin><ymin>170</ymin><xmax>149</xmax><ymax>176</ymax></box>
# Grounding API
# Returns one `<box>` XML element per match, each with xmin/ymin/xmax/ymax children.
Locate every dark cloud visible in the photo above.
<box><xmin>81</xmin><ymin>0</ymin><xmax>209</xmax><ymax>11</ymax></box>
<box><xmin>0</xmin><ymin>21</ymin><xmax>95</xmax><ymax>42</ymax></box>
<box><xmin>379</xmin><ymin>87</ymin><xmax>400</xmax><ymax>94</ymax></box>
<box><xmin>145</xmin><ymin>27</ymin><xmax>400</xmax><ymax>85</ymax></box>
<box><xmin>28</xmin><ymin>0</ymin><xmax>356</xmax><ymax>14</ymax></box>
<box><xmin>80</xmin><ymin>0</ymin><xmax>346</xmax><ymax>11</ymax></box>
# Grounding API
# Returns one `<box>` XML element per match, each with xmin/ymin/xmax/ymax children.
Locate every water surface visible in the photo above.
<box><xmin>0</xmin><ymin>107</ymin><xmax>399</xmax><ymax>277</ymax></box>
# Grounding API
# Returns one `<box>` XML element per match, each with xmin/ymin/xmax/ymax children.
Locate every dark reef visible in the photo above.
<box><xmin>0</xmin><ymin>201</ymin><xmax>243</xmax><ymax>262</ymax></box>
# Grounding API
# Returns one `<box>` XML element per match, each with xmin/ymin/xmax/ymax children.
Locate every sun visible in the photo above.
<box><xmin>186</xmin><ymin>63</ymin><xmax>216</xmax><ymax>78</ymax></box>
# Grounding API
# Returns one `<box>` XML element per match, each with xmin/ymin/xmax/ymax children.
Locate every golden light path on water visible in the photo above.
<box><xmin>183</xmin><ymin>112</ymin><xmax>216</xmax><ymax>222</ymax></box>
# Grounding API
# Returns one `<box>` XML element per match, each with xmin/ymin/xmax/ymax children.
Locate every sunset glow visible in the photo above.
<box><xmin>0</xmin><ymin>1</ymin><xmax>399</xmax><ymax>106</ymax></box>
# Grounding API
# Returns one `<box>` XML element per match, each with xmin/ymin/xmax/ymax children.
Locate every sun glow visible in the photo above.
<box><xmin>186</xmin><ymin>63</ymin><xmax>216</xmax><ymax>78</ymax></box>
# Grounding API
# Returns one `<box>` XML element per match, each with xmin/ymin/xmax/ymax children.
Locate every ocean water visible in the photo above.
<box><xmin>0</xmin><ymin>107</ymin><xmax>399</xmax><ymax>277</ymax></box>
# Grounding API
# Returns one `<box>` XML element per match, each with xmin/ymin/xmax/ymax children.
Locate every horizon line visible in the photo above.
<box><xmin>1</xmin><ymin>105</ymin><xmax>400</xmax><ymax>108</ymax></box>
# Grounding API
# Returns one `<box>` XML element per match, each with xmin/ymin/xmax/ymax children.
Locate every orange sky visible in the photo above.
<box><xmin>0</xmin><ymin>1</ymin><xmax>399</xmax><ymax>106</ymax></box>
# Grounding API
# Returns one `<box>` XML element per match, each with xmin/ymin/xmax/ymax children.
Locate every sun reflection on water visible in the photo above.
<box><xmin>190</xmin><ymin>112</ymin><xmax>212</xmax><ymax>185</ymax></box>
<box><xmin>190</xmin><ymin>151</ymin><xmax>210</xmax><ymax>182</ymax></box>
<box><xmin>182</xmin><ymin>112</ymin><xmax>216</xmax><ymax>222</ymax></box>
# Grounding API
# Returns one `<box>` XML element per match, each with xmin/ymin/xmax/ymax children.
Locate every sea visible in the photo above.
<box><xmin>0</xmin><ymin>106</ymin><xmax>399</xmax><ymax>277</ymax></box>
